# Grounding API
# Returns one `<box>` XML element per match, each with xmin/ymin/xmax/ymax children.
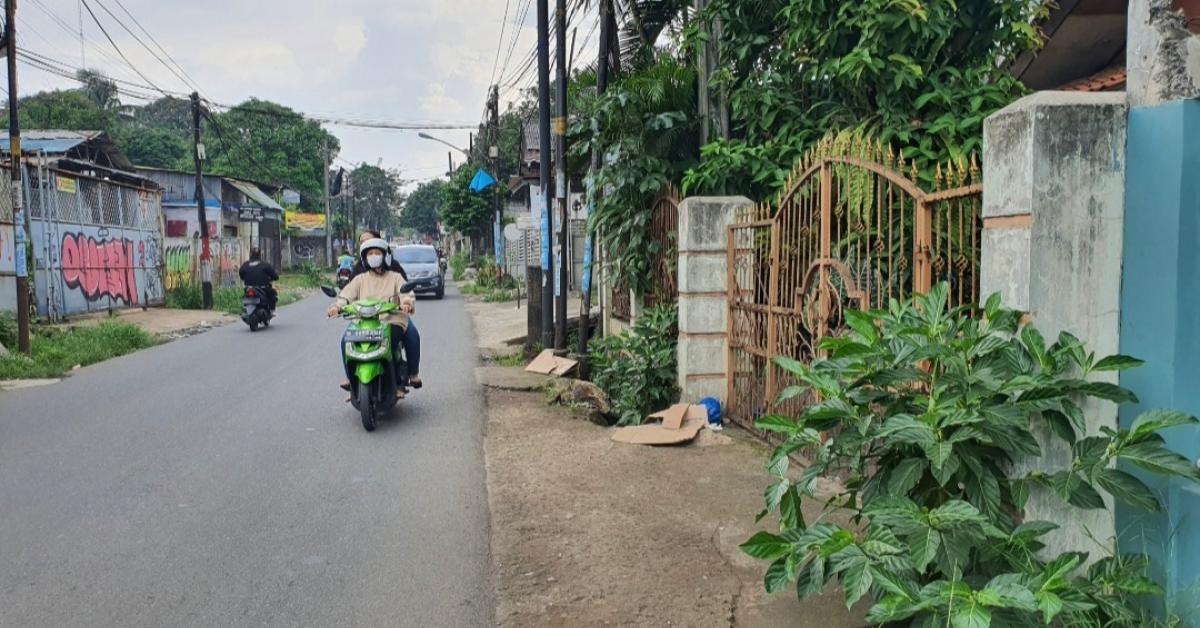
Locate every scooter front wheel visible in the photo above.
<box><xmin>358</xmin><ymin>382</ymin><xmax>376</xmax><ymax>432</ymax></box>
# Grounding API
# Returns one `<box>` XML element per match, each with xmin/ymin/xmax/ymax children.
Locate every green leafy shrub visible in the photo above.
<box><xmin>589</xmin><ymin>304</ymin><xmax>679</xmax><ymax>425</ymax></box>
<box><xmin>744</xmin><ymin>284</ymin><xmax>1196</xmax><ymax>627</ymax></box>
<box><xmin>165</xmin><ymin>284</ymin><xmax>203</xmax><ymax>310</ymax></box>
<box><xmin>0</xmin><ymin>321</ymin><xmax>157</xmax><ymax>379</ymax></box>
<box><xmin>449</xmin><ymin>251</ymin><xmax>469</xmax><ymax>281</ymax></box>
<box><xmin>0</xmin><ymin>311</ymin><xmax>16</xmax><ymax>349</ymax></box>
<box><xmin>166</xmin><ymin>285</ymin><xmax>252</xmax><ymax>316</ymax></box>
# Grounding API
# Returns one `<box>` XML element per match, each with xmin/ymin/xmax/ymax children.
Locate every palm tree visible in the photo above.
<box><xmin>570</xmin><ymin>0</ymin><xmax>692</xmax><ymax>73</ymax></box>
<box><xmin>75</xmin><ymin>69</ymin><xmax>120</xmax><ymax>111</ymax></box>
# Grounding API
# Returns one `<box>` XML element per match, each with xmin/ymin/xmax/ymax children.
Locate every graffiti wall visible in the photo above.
<box><xmin>31</xmin><ymin>223</ymin><xmax>164</xmax><ymax>317</ymax></box>
<box><xmin>28</xmin><ymin>169</ymin><xmax>165</xmax><ymax>319</ymax></box>
<box><xmin>161</xmin><ymin>237</ymin><xmax>244</xmax><ymax>290</ymax></box>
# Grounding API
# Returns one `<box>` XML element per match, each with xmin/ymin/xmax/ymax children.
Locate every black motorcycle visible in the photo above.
<box><xmin>242</xmin><ymin>285</ymin><xmax>274</xmax><ymax>331</ymax></box>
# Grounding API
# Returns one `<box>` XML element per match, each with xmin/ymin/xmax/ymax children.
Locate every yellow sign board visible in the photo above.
<box><xmin>56</xmin><ymin>175</ymin><xmax>77</xmax><ymax>194</ymax></box>
<box><xmin>285</xmin><ymin>211</ymin><xmax>326</xmax><ymax>231</ymax></box>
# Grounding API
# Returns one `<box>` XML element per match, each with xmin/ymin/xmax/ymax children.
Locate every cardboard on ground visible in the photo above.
<box><xmin>524</xmin><ymin>350</ymin><xmax>578</xmax><ymax>377</ymax></box>
<box><xmin>612</xmin><ymin>403</ymin><xmax>708</xmax><ymax>445</ymax></box>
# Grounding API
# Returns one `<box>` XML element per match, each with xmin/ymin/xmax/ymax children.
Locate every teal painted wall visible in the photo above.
<box><xmin>1119</xmin><ymin>98</ymin><xmax>1200</xmax><ymax>621</ymax></box>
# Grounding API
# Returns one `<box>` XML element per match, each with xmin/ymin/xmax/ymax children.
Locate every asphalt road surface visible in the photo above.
<box><xmin>0</xmin><ymin>286</ymin><xmax>492</xmax><ymax>627</ymax></box>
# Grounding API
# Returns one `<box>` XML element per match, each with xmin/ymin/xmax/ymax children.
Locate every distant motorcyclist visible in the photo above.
<box><xmin>239</xmin><ymin>248</ymin><xmax>278</xmax><ymax>311</ymax></box>
<box><xmin>337</xmin><ymin>250</ymin><xmax>356</xmax><ymax>271</ymax></box>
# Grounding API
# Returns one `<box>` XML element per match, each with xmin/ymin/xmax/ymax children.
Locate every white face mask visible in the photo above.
<box><xmin>366</xmin><ymin>254</ymin><xmax>384</xmax><ymax>269</ymax></box>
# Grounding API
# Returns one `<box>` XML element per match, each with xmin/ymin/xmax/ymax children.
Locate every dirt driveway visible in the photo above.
<box><xmin>482</xmin><ymin>382</ymin><xmax>867</xmax><ymax>627</ymax></box>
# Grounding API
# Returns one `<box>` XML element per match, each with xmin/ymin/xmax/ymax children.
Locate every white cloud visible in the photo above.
<box><xmin>420</xmin><ymin>83</ymin><xmax>467</xmax><ymax>119</ymax></box>
<box><xmin>19</xmin><ymin>0</ymin><xmax>534</xmax><ymax>173</ymax></box>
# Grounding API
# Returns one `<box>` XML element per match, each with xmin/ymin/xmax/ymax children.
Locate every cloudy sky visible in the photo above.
<box><xmin>15</xmin><ymin>0</ymin><xmax>591</xmax><ymax>187</ymax></box>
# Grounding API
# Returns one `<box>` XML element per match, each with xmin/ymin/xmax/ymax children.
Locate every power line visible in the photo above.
<box><xmin>497</xmin><ymin>0</ymin><xmax>534</xmax><ymax>85</ymax></box>
<box><xmin>78</xmin><ymin>0</ymin><xmax>172</xmax><ymax>98</ymax></box>
<box><xmin>22</xmin><ymin>48</ymin><xmax>188</xmax><ymax>97</ymax></box>
<box><xmin>17</xmin><ymin>53</ymin><xmax>161</xmax><ymax>102</ymax></box>
<box><xmin>89</xmin><ymin>0</ymin><xmax>200</xmax><ymax>96</ymax></box>
<box><xmin>489</xmin><ymin>0</ymin><xmax>515</xmax><ymax>86</ymax></box>
<box><xmin>108</xmin><ymin>0</ymin><xmax>208</xmax><ymax>97</ymax></box>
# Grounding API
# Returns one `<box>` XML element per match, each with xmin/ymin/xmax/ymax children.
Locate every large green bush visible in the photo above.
<box><xmin>589</xmin><ymin>304</ymin><xmax>679</xmax><ymax>426</ymax></box>
<box><xmin>743</xmin><ymin>284</ymin><xmax>1196</xmax><ymax>627</ymax></box>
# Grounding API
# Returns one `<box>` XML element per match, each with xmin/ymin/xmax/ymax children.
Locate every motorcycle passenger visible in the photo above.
<box><xmin>238</xmin><ymin>248</ymin><xmax>279</xmax><ymax>311</ymax></box>
<box><xmin>350</xmin><ymin>230</ymin><xmax>408</xmax><ymax>280</ymax></box>
<box><xmin>327</xmin><ymin>238</ymin><xmax>422</xmax><ymax>397</ymax></box>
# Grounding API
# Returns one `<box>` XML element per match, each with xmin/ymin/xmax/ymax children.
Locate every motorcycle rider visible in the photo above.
<box><xmin>238</xmin><ymin>248</ymin><xmax>279</xmax><ymax>311</ymax></box>
<box><xmin>327</xmin><ymin>238</ymin><xmax>422</xmax><ymax>397</ymax></box>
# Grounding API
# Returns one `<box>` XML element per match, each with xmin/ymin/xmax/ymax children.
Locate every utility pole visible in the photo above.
<box><xmin>553</xmin><ymin>0</ymin><xmax>568</xmax><ymax>350</ymax></box>
<box><xmin>190</xmin><ymin>92</ymin><xmax>213</xmax><ymax>309</ymax></box>
<box><xmin>6</xmin><ymin>0</ymin><xmax>29</xmax><ymax>352</ymax></box>
<box><xmin>323</xmin><ymin>141</ymin><xmax>332</xmax><ymax>263</ymax></box>
<box><xmin>578</xmin><ymin>0</ymin><xmax>611</xmax><ymax>359</ymax></box>
<box><xmin>536</xmin><ymin>0</ymin><xmax>554</xmax><ymax>350</ymax></box>
<box><xmin>488</xmin><ymin>85</ymin><xmax>502</xmax><ymax>268</ymax></box>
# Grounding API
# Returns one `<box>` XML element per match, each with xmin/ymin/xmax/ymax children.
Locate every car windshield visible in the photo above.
<box><xmin>395</xmin><ymin>247</ymin><xmax>438</xmax><ymax>264</ymax></box>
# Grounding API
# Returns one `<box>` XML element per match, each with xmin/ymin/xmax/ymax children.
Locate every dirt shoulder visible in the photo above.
<box><xmin>482</xmin><ymin>380</ymin><xmax>867</xmax><ymax>627</ymax></box>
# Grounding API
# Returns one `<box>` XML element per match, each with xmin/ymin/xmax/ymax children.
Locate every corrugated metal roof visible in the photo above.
<box><xmin>0</xmin><ymin>137</ymin><xmax>87</xmax><ymax>154</ymax></box>
<box><xmin>225</xmin><ymin>178</ymin><xmax>283</xmax><ymax>210</ymax></box>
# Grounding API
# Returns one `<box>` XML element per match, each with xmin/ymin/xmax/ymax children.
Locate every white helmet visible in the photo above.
<box><xmin>359</xmin><ymin>238</ymin><xmax>390</xmax><ymax>267</ymax></box>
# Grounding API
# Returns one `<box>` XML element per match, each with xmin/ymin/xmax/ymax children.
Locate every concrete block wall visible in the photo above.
<box><xmin>981</xmin><ymin>90</ymin><xmax>1128</xmax><ymax>558</ymax></box>
<box><xmin>676</xmin><ymin>196</ymin><xmax>754</xmax><ymax>404</ymax></box>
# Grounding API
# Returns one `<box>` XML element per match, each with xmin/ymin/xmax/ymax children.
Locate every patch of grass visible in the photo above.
<box><xmin>483</xmin><ymin>290</ymin><xmax>515</xmax><ymax>303</ymax></box>
<box><xmin>493</xmin><ymin>351</ymin><xmax>526</xmax><ymax>367</ymax></box>
<box><xmin>276</xmin><ymin>292</ymin><xmax>303</xmax><ymax>308</ymax></box>
<box><xmin>460</xmin><ymin>282</ymin><xmax>488</xmax><ymax>296</ymax></box>
<box><xmin>0</xmin><ymin>321</ymin><xmax>158</xmax><ymax>379</ymax></box>
<box><xmin>275</xmin><ymin>271</ymin><xmax>321</xmax><ymax>291</ymax></box>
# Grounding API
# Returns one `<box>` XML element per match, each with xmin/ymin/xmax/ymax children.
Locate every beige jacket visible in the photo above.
<box><xmin>334</xmin><ymin>270</ymin><xmax>416</xmax><ymax>329</ymax></box>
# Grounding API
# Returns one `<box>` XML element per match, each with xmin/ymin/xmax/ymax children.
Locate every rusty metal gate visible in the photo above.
<box><xmin>644</xmin><ymin>185</ymin><xmax>680</xmax><ymax>310</ymax></box>
<box><xmin>727</xmin><ymin>139</ymin><xmax>982</xmax><ymax>432</ymax></box>
<box><xmin>611</xmin><ymin>185</ymin><xmax>679</xmax><ymax>321</ymax></box>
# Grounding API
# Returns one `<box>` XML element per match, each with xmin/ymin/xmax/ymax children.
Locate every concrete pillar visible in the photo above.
<box><xmin>676</xmin><ymin>196</ymin><xmax>753</xmax><ymax>403</ymax></box>
<box><xmin>1127</xmin><ymin>0</ymin><xmax>1200</xmax><ymax>107</ymax></box>
<box><xmin>981</xmin><ymin>91</ymin><xmax>1128</xmax><ymax>556</ymax></box>
<box><xmin>1118</xmin><ymin>98</ymin><xmax>1200</xmax><ymax>619</ymax></box>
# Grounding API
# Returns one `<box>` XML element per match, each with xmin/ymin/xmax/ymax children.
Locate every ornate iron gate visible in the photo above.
<box><xmin>727</xmin><ymin>140</ymin><xmax>982</xmax><ymax>432</ymax></box>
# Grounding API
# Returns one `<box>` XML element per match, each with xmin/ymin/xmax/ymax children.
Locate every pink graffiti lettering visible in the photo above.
<box><xmin>60</xmin><ymin>233</ymin><xmax>140</xmax><ymax>305</ymax></box>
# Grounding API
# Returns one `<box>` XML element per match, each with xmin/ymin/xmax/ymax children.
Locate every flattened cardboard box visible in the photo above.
<box><xmin>524</xmin><ymin>349</ymin><xmax>578</xmax><ymax>377</ymax></box>
<box><xmin>612</xmin><ymin>404</ymin><xmax>708</xmax><ymax>445</ymax></box>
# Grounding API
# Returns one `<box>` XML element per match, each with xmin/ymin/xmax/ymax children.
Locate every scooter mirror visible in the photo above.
<box><xmin>320</xmin><ymin>285</ymin><xmax>338</xmax><ymax>298</ymax></box>
<box><xmin>399</xmin><ymin>281</ymin><xmax>417</xmax><ymax>294</ymax></box>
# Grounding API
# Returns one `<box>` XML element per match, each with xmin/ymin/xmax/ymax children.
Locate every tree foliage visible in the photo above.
<box><xmin>202</xmin><ymin>99</ymin><xmax>338</xmax><ymax>209</ymax></box>
<box><xmin>348</xmin><ymin>163</ymin><xmax>403</xmax><ymax>233</ymax></box>
<box><xmin>2</xmin><ymin>89</ymin><xmax>116</xmax><ymax>132</ymax></box>
<box><xmin>745</xmin><ymin>285</ymin><xmax>1195</xmax><ymax>627</ymax></box>
<box><xmin>683</xmin><ymin>0</ymin><xmax>1050</xmax><ymax>198</ymax></box>
<box><xmin>571</xmin><ymin>53</ymin><xmax>698</xmax><ymax>297</ymax></box>
<box><xmin>439</xmin><ymin>166</ymin><xmax>492</xmax><ymax>239</ymax></box>
<box><xmin>400</xmin><ymin>179</ymin><xmax>445</xmax><ymax>236</ymax></box>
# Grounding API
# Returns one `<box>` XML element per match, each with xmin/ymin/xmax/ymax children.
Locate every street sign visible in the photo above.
<box><xmin>239</xmin><ymin>207</ymin><xmax>264</xmax><ymax>222</ymax></box>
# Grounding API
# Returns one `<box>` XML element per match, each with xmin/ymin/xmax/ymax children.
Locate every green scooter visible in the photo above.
<box><xmin>322</xmin><ymin>285</ymin><xmax>414</xmax><ymax>431</ymax></box>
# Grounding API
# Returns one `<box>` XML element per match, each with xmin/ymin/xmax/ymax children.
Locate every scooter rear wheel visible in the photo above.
<box><xmin>358</xmin><ymin>382</ymin><xmax>376</xmax><ymax>432</ymax></box>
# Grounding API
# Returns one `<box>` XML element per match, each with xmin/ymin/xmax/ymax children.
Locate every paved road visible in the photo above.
<box><xmin>0</xmin><ymin>287</ymin><xmax>492</xmax><ymax>627</ymax></box>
